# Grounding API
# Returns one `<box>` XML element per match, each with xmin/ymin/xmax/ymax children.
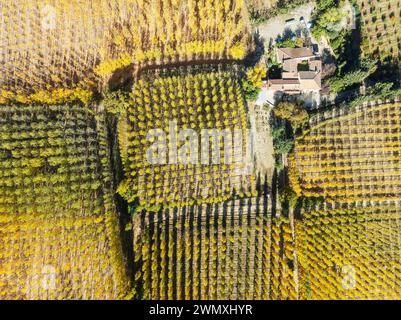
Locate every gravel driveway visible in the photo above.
<box><xmin>255</xmin><ymin>2</ymin><xmax>316</xmax><ymax>45</ymax></box>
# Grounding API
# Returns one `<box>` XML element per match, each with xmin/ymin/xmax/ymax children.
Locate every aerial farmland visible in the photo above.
<box><xmin>1</xmin><ymin>0</ymin><xmax>401</xmax><ymax>305</ymax></box>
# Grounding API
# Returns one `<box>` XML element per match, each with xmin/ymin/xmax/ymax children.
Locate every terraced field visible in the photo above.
<box><xmin>0</xmin><ymin>104</ymin><xmax>129</xmax><ymax>299</ymax></box>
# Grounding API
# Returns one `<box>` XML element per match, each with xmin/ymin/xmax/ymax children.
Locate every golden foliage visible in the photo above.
<box><xmin>246</xmin><ymin>62</ymin><xmax>267</xmax><ymax>88</ymax></box>
<box><xmin>0</xmin><ymin>105</ymin><xmax>129</xmax><ymax>299</ymax></box>
<box><xmin>297</xmin><ymin>207</ymin><xmax>401</xmax><ymax>299</ymax></box>
<box><xmin>0</xmin><ymin>88</ymin><xmax>93</xmax><ymax>105</ymax></box>
<box><xmin>134</xmin><ymin>197</ymin><xmax>280</xmax><ymax>300</ymax></box>
<box><xmin>292</xmin><ymin>102</ymin><xmax>401</xmax><ymax>205</ymax></box>
<box><xmin>118</xmin><ymin>65</ymin><xmax>255</xmax><ymax>210</ymax></box>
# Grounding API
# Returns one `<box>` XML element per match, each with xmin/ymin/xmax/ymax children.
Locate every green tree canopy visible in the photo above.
<box><xmin>273</xmin><ymin>102</ymin><xmax>309</xmax><ymax>129</ymax></box>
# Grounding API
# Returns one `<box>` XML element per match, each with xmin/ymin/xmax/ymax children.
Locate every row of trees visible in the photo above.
<box><xmin>291</xmin><ymin>102</ymin><xmax>401</xmax><ymax>205</ymax></box>
<box><xmin>0</xmin><ymin>105</ymin><xmax>129</xmax><ymax>299</ymax></box>
<box><xmin>0</xmin><ymin>211</ymin><xmax>124</xmax><ymax>299</ymax></box>
<box><xmin>0</xmin><ymin>88</ymin><xmax>93</xmax><ymax>106</ymax></box>
<box><xmin>118</xmin><ymin>66</ymin><xmax>257</xmax><ymax>210</ymax></box>
<box><xmin>297</xmin><ymin>207</ymin><xmax>401</xmax><ymax>299</ymax></box>
<box><xmin>358</xmin><ymin>0</ymin><xmax>401</xmax><ymax>60</ymax></box>
<box><xmin>328</xmin><ymin>58</ymin><xmax>378</xmax><ymax>93</ymax></box>
<box><xmin>2</xmin><ymin>0</ymin><xmax>251</xmax><ymax>107</ymax></box>
<box><xmin>133</xmin><ymin>196</ymin><xmax>294</xmax><ymax>300</ymax></box>
<box><xmin>97</xmin><ymin>0</ymin><xmax>251</xmax><ymax>76</ymax></box>
<box><xmin>0</xmin><ymin>105</ymin><xmax>103</xmax><ymax>215</ymax></box>
<box><xmin>270</xmin><ymin>101</ymin><xmax>309</xmax><ymax>170</ymax></box>
<box><xmin>270</xmin><ymin>217</ymin><xmax>297</xmax><ymax>300</ymax></box>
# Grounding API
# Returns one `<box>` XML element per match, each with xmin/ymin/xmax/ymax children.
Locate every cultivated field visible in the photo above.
<box><xmin>0</xmin><ymin>0</ymin><xmax>250</xmax><ymax>101</ymax></box>
<box><xmin>357</xmin><ymin>0</ymin><xmax>401</xmax><ymax>61</ymax></box>
<box><xmin>290</xmin><ymin>99</ymin><xmax>401</xmax><ymax>298</ymax></box>
<box><xmin>118</xmin><ymin>64</ymin><xmax>257</xmax><ymax>210</ymax></box>
<box><xmin>290</xmin><ymin>101</ymin><xmax>401</xmax><ymax>207</ymax></box>
<box><xmin>133</xmin><ymin>196</ymin><xmax>297</xmax><ymax>300</ymax></box>
<box><xmin>4</xmin><ymin>0</ymin><xmax>401</xmax><ymax>302</ymax></box>
<box><xmin>0</xmin><ymin>105</ymin><xmax>129</xmax><ymax>299</ymax></box>
<box><xmin>296</xmin><ymin>206</ymin><xmax>401</xmax><ymax>299</ymax></box>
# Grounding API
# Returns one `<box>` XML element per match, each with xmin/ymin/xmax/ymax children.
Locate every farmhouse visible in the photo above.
<box><xmin>267</xmin><ymin>47</ymin><xmax>322</xmax><ymax>94</ymax></box>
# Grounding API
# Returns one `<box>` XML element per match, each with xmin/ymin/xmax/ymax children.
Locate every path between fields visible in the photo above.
<box><xmin>248</xmin><ymin>103</ymin><xmax>275</xmax><ymax>186</ymax></box>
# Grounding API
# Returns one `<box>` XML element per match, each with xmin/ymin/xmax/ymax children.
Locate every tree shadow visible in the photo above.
<box><xmin>243</xmin><ymin>31</ymin><xmax>266</xmax><ymax>68</ymax></box>
<box><xmin>106</xmin><ymin>113</ymin><xmax>135</xmax><ymax>287</ymax></box>
<box><xmin>276</xmin><ymin>27</ymin><xmax>296</xmax><ymax>44</ymax></box>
